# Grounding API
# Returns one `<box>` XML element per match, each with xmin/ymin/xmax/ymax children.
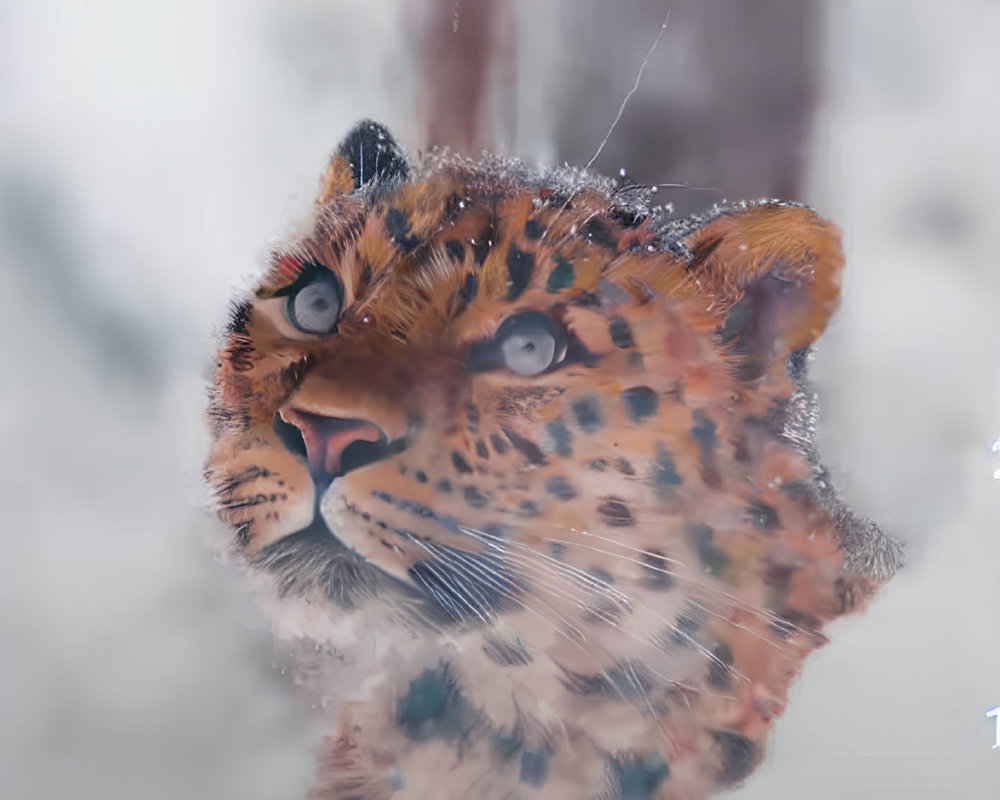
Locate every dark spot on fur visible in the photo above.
<box><xmin>225</xmin><ymin>338</ymin><xmax>256</xmax><ymax>372</ymax></box>
<box><xmin>501</xmin><ymin>427</ymin><xmax>548</xmax><ymax>466</ymax></box>
<box><xmin>472</xmin><ymin>220</ymin><xmax>496</xmax><ymax>266</ymax></box>
<box><xmin>520</xmin><ymin>748</ymin><xmax>551</xmax><ymax>786</ymax></box>
<box><xmin>640</xmin><ymin>549</ymin><xmax>674</xmax><ymax>590</ymax></box>
<box><xmin>458</xmin><ymin>272</ymin><xmax>477</xmax><ymax>305</ymax></box>
<box><xmin>505</xmin><ymin>246</ymin><xmax>535</xmax><ymax>300</ymax></box>
<box><xmin>700</xmin><ymin>463</ymin><xmax>723</xmax><ymax>489</ymax></box>
<box><xmin>622</xmin><ymin>386</ymin><xmax>658</xmax><ymax>423</ymax></box>
<box><xmin>414</xmin><ymin>470</ymin><xmax>427</xmax><ymax>483</ymax></box>
<box><xmin>588</xmin><ymin>458</ymin><xmax>608</xmax><ymax>471</ymax></box>
<box><xmin>399</xmin><ymin>668</ymin><xmax>450</xmax><ymax>729</ymax></box>
<box><xmin>572</xmin><ymin>396</ymin><xmax>604</xmax><ymax>433</ymax></box>
<box><xmin>451</xmin><ymin>451</ymin><xmax>473</xmax><ymax>474</ymax></box>
<box><xmin>547</xmin><ymin>191</ymin><xmax>573</xmax><ymax>209</ymax></box>
<box><xmin>615</xmin><ymin>457</ymin><xmax>636</xmax><ymax>476</ymax></box>
<box><xmin>745</xmin><ymin>500</ymin><xmax>780</xmax><ymax>532</ymax></box>
<box><xmin>562</xmin><ymin>662</ymin><xmax>652</xmax><ymax>703</ymax></box>
<box><xmin>545</xmin><ymin>475</ymin><xmax>577</xmax><ymax>500</ymax></box>
<box><xmin>761</xmin><ymin>559</ymin><xmax>797</xmax><ymax>592</ymax></box>
<box><xmin>436</xmin><ymin>479</ymin><xmax>452</xmax><ymax>493</ymax></box>
<box><xmin>385</xmin><ymin>207</ymin><xmax>420</xmax><ymax>252</ymax></box>
<box><xmin>518</xmin><ymin>499</ymin><xmax>539</xmax><ymax>517</ymax></box>
<box><xmin>493</xmin><ymin>726</ymin><xmax>523</xmax><ymax>759</ymax></box>
<box><xmin>524</xmin><ymin>219</ymin><xmax>543</xmax><ymax>240</ymax></box>
<box><xmin>707</xmin><ymin>641</ymin><xmax>734</xmax><ymax>689</ymax></box>
<box><xmin>711</xmin><ymin>730</ymin><xmax>759</xmax><ymax>786</ymax></box>
<box><xmin>545</xmin><ymin>419</ymin><xmax>573</xmax><ymax>456</ymax></box>
<box><xmin>489</xmin><ymin>432</ymin><xmax>509</xmax><ymax>455</ymax></box>
<box><xmin>687</xmin><ymin>523</ymin><xmax>728</xmax><ymax>576</ymax></box>
<box><xmin>598</xmin><ymin>497</ymin><xmax>634</xmax><ymax>528</ymax></box>
<box><xmin>652</xmin><ymin>444</ymin><xmax>682</xmax><ymax>486</ymax></box>
<box><xmin>278</xmin><ymin>354</ymin><xmax>315</xmax><ymax>391</ymax></box>
<box><xmin>546</xmin><ymin>257</ymin><xmax>575</xmax><ymax>292</ymax></box>
<box><xmin>445</xmin><ymin>239</ymin><xmax>466</xmax><ymax>262</ymax></box>
<box><xmin>474</xmin><ymin>439</ymin><xmax>489</xmax><ymax>460</ymax></box>
<box><xmin>581</xmin><ymin>217</ymin><xmax>618</xmax><ymax>249</ymax></box>
<box><xmin>464</xmin><ymin>486</ymin><xmax>489</xmax><ymax>508</ymax></box>
<box><xmin>670</xmin><ymin>604</ymin><xmax>704</xmax><ymax>647</ymax></box>
<box><xmin>609</xmin><ymin>317</ymin><xmax>634</xmax><ymax>348</ymax></box>
<box><xmin>482</xmin><ymin>633</ymin><xmax>533</xmax><ymax>666</ymax></box>
<box><xmin>589</xmin><ymin>568</ymin><xmax>615</xmax><ymax>586</ymax></box>
<box><xmin>690</xmin><ymin>410</ymin><xmax>718</xmax><ymax>451</ymax></box>
<box><xmin>609</xmin><ymin>207</ymin><xmax>646</xmax><ymax>229</ymax></box>
<box><xmin>609</xmin><ymin>752</ymin><xmax>670</xmax><ymax>799</ymax></box>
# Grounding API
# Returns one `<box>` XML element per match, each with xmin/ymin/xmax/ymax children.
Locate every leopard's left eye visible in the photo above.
<box><xmin>286</xmin><ymin>269</ymin><xmax>342</xmax><ymax>335</ymax></box>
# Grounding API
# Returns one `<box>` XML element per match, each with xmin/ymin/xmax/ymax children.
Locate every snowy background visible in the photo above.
<box><xmin>1</xmin><ymin>2</ymin><xmax>998</xmax><ymax>798</ymax></box>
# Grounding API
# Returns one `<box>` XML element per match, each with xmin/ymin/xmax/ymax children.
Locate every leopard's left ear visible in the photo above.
<box><xmin>318</xmin><ymin>119</ymin><xmax>410</xmax><ymax>202</ymax></box>
<box><xmin>678</xmin><ymin>203</ymin><xmax>844</xmax><ymax>381</ymax></box>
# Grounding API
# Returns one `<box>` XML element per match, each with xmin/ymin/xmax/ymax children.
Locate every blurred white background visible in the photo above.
<box><xmin>1</xmin><ymin>2</ymin><xmax>997</xmax><ymax>798</ymax></box>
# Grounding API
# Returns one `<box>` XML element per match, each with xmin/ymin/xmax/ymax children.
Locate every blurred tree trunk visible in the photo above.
<box><xmin>408</xmin><ymin>0</ymin><xmax>517</xmax><ymax>156</ymax></box>
<box><xmin>408</xmin><ymin>0</ymin><xmax>821</xmax><ymax>213</ymax></box>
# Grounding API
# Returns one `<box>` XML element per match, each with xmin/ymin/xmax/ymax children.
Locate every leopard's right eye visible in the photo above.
<box><xmin>285</xmin><ymin>267</ymin><xmax>343</xmax><ymax>335</ymax></box>
<box><xmin>464</xmin><ymin>311</ymin><xmax>568</xmax><ymax>376</ymax></box>
<box><xmin>498</xmin><ymin>313</ymin><xmax>559</xmax><ymax>376</ymax></box>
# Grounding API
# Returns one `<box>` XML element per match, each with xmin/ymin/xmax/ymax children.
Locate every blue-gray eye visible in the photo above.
<box><xmin>286</xmin><ymin>269</ymin><xmax>342</xmax><ymax>334</ymax></box>
<box><xmin>500</xmin><ymin>316</ymin><xmax>557</xmax><ymax>376</ymax></box>
<box><xmin>464</xmin><ymin>311</ymin><xmax>567</xmax><ymax>376</ymax></box>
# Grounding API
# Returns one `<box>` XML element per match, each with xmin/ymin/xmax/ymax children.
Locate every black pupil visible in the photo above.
<box><xmin>307</xmin><ymin>292</ymin><xmax>330</xmax><ymax>312</ymax></box>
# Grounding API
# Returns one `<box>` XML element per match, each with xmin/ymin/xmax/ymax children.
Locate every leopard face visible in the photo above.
<box><xmin>205</xmin><ymin>120</ymin><xmax>901</xmax><ymax>799</ymax></box>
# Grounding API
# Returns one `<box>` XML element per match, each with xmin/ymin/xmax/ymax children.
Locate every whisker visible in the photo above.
<box><xmin>544</xmin><ymin>529</ymin><xmax>794</xmax><ymax>633</ymax></box>
<box><xmin>409</xmin><ymin>540</ymin><xmax>494</xmax><ymax>624</ymax></box>
<box><xmin>459</xmin><ymin>529</ymin><xmax>742</xmax><ymax>681</ymax></box>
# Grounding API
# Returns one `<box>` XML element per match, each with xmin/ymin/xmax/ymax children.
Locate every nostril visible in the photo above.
<box><xmin>273</xmin><ymin>414</ymin><xmax>308</xmax><ymax>460</ymax></box>
<box><xmin>339</xmin><ymin>437</ymin><xmax>389</xmax><ymax>474</ymax></box>
<box><xmin>277</xmin><ymin>407</ymin><xmax>395</xmax><ymax>479</ymax></box>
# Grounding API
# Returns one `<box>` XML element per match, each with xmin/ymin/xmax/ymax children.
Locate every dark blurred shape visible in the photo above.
<box><xmin>553</xmin><ymin>0</ymin><xmax>821</xmax><ymax>214</ymax></box>
<box><xmin>408</xmin><ymin>0</ymin><xmax>517</xmax><ymax>155</ymax></box>
<box><xmin>0</xmin><ymin>171</ymin><xmax>165</xmax><ymax>387</ymax></box>
<box><xmin>407</xmin><ymin>1</ymin><xmax>819</xmax><ymax>212</ymax></box>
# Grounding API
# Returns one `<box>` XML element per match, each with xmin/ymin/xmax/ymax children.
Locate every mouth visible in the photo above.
<box><xmin>248</xmin><ymin>413</ymin><xmax>406</xmax><ymax>609</ymax></box>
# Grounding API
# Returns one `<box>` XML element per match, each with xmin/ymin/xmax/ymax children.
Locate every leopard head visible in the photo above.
<box><xmin>205</xmin><ymin>120</ymin><xmax>901</xmax><ymax>799</ymax></box>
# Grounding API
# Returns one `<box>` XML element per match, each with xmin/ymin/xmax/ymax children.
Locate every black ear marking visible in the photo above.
<box><xmin>336</xmin><ymin>119</ymin><xmax>409</xmax><ymax>190</ymax></box>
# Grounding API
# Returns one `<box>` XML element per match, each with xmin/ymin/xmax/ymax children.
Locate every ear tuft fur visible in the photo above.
<box><xmin>325</xmin><ymin>119</ymin><xmax>409</xmax><ymax>198</ymax></box>
<box><xmin>677</xmin><ymin>204</ymin><xmax>844</xmax><ymax>379</ymax></box>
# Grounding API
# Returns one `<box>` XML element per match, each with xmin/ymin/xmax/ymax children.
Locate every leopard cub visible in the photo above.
<box><xmin>206</xmin><ymin>120</ymin><xmax>901</xmax><ymax>799</ymax></box>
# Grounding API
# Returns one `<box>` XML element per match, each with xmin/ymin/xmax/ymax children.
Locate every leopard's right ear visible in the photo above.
<box><xmin>319</xmin><ymin>119</ymin><xmax>410</xmax><ymax>203</ymax></box>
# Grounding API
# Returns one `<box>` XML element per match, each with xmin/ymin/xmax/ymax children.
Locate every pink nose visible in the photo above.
<box><xmin>278</xmin><ymin>407</ymin><xmax>384</xmax><ymax>476</ymax></box>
